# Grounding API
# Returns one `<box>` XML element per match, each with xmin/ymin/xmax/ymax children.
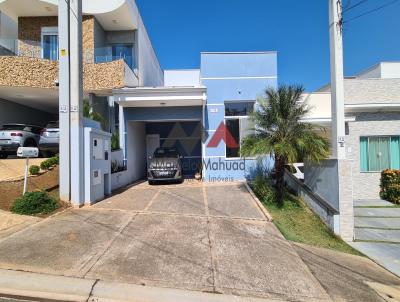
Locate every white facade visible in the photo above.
<box><xmin>356</xmin><ymin>62</ymin><xmax>400</xmax><ymax>79</ymax></box>
<box><xmin>164</xmin><ymin>70</ymin><xmax>201</xmax><ymax>87</ymax></box>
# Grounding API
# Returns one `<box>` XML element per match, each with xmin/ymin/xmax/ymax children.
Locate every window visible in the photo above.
<box><xmin>225</xmin><ymin>101</ymin><xmax>255</xmax><ymax>158</ymax></box>
<box><xmin>360</xmin><ymin>136</ymin><xmax>400</xmax><ymax>172</ymax></box>
<box><xmin>225</xmin><ymin>101</ymin><xmax>254</xmax><ymax>116</ymax></box>
<box><xmin>112</xmin><ymin>44</ymin><xmax>134</xmax><ymax>69</ymax></box>
<box><xmin>41</xmin><ymin>27</ymin><xmax>58</xmax><ymax>61</ymax></box>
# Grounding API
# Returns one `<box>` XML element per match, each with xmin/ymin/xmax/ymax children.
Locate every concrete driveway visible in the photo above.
<box><xmin>0</xmin><ymin>182</ymin><xmax>329</xmax><ymax>301</ymax></box>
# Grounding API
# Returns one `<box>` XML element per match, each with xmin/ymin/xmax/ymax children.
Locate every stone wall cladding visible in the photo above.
<box><xmin>18</xmin><ymin>16</ymin><xmax>95</xmax><ymax>58</ymax></box>
<box><xmin>0</xmin><ymin>56</ymin><xmax>125</xmax><ymax>91</ymax></box>
<box><xmin>83</xmin><ymin>60</ymin><xmax>125</xmax><ymax>91</ymax></box>
<box><xmin>346</xmin><ymin>112</ymin><xmax>400</xmax><ymax>200</ymax></box>
<box><xmin>0</xmin><ymin>56</ymin><xmax>58</xmax><ymax>89</ymax></box>
<box><xmin>344</xmin><ymin>79</ymin><xmax>400</xmax><ymax>104</ymax></box>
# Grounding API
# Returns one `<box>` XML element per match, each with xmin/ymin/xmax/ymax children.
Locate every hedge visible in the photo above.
<box><xmin>40</xmin><ymin>154</ymin><xmax>59</xmax><ymax>171</ymax></box>
<box><xmin>380</xmin><ymin>169</ymin><xmax>400</xmax><ymax>204</ymax></box>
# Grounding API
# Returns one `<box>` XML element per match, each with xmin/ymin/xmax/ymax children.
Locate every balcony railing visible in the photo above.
<box><xmin>0</xmin><ymin>39</ymin><xmax>136</xmax><ymax>70</ymax></box>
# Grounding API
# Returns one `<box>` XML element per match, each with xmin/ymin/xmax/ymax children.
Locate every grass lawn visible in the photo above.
<box><xmin>252</xmin><ymin>185</ymin><xmax>363</xmax><ymax>256</ymax></box>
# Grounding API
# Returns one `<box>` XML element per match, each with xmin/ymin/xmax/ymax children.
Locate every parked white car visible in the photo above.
<box><xmin>284</xmin><ymin>163</ymin><xmax>304</xmax><ymax>181</ymax></box>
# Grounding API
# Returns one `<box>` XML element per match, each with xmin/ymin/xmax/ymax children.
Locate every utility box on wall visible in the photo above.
<box><xmin>84</xmin><ymin>127</ymin><xmax>112</xmax><ymax>205</ymax></box>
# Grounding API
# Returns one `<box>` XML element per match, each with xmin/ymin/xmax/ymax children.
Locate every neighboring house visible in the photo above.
<box><xmin>0</xmin><ymin>0</ymin><xmax>163</xmax><ymax>129</ymax></box>
<box><xmin>0</xmin><ymin>0</ymin><xmax>277</xmax><ymax>183</ymax></box>
<box><xmin>302</xmin><ymin>62</ymin><xmax>400</xmax><ymax>201</ymax></box>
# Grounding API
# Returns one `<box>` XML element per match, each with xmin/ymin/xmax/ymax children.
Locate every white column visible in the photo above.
<box><xmin>329</xmin><ymin>0</ymin><xmax>346</xmax><ymax>160</ymax></box>
<box><xmin>58</xmin><ymin>0</ymin><xmax>84</xmax><ymax>205</ymax></box>
<box><xmin>119</xmin><ymin>103</ymin><xmax>126</xmax><ymax>164</ymax></box>
<box><xmin>58</xmin><ymin>0</ymin><xmax>71</xmax><ymax>201</ymax></box>
<box><xmin>329</xmin><ymin>0</ymin><xmax>354</xmax><ymax>241</ymax></box>
<box><xmin>69</xmin><ymin>0</ymin><xmax>84</xmax><ymax>205</ymax></box>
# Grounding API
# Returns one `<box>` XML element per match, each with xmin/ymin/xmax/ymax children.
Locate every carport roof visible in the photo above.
<box><xmin>113</xmin><ymin>86</ymin><xmax>207</xmax><ymax>108</ymax></box>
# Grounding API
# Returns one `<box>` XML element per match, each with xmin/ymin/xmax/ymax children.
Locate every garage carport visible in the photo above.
<box><xmin>114</xmin><ymin>87</ymin><xmax>207</xmax><ymax>183</ymax></box>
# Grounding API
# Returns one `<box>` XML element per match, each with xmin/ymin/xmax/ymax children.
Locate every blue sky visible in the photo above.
<box><xmin>136</xmin><ymin>0</ymin><xmax>400</xmax><ymax>91</ymax></box>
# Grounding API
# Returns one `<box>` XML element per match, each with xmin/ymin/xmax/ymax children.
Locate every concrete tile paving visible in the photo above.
<box><xmin>86</xmin><ymin>214</ymin><xmax>214</xmax><ymax>292</ymax></box>
<box><xmin>147</xmin><ymin>187</ymin><xmax>206</xmax><ymax>215</ymax></box>
<box><xmin>0</xmin><ymin>182</ymin><xmax>330</xmax><ymax>301</ymax></box>
<box><xmin>355</xmin><ymin>228</ymin><xmax>400</xmax><ymax>243</ymax></box>
<box><xmin>0</xmin><ymin>209</ymin><xmax>133</xmax><ymax>276</ymax></box>
<box><xmin>354</xmin><ymin>207</ymin><xmax>400</xmax><ymax>217</ymax></box>
<box><xmin>355</xmin><ymin>217</ymin><xmax>400</xmax><ymax>229</ymax></box>
<box><xmin>354</xmin><ymin>199</ymin><xmax>393</xmax><ymax>207</ymax></box>
<box><xmin>206</xmin><ymin>184</ymin><xmax>265</xmax><ymax>219</ymax></box>
<box><xmin>349</xmin><ymin>242</ymin><xmax>400</xmax><ymax>278</ymax></box>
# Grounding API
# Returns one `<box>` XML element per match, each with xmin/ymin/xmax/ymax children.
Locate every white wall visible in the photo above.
<box><xmin>164</xmin><ymin>70</ymin><xmax>201</xmax><ymax>87</ymax></box>
<box><xmin>127</xmin><ymin>121</ymin><xmax>146</xmax><ymax>182</ymax></box>
<box><xmin>381</xmin><ymin>62</ymin><xmax>400</xmax><ymax>79</ymax></box>
<box><xmin>136</xmin><ymin>10</ymin><xmax>163</xmax><ymax>87</ymax></box>
<box><xmin>356</xmin><ymin>62</ymin><xmax>400</xmax><ymax>79</ymax></box>
<box><xmin>0</xmin><ymin>10</ymin><xmax>17</xmax><ymax>51</ymax></box>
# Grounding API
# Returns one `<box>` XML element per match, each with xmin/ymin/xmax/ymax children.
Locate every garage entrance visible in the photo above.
<box><xmin>145</xmin><ymin>121</ymin><xmax>202</xmax><ymax>176</ymax></box>
<box><xmin>115</xmin><ymin>87</ymin><xmax>206</xmax><ymax>185</ymax></box>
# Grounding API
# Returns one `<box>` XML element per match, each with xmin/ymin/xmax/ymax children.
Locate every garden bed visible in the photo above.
<box><xmin>0</xmin><ymin>166</ymin><xmax>64</xmax><ymax>213</ymax></box>
<box><xmin>250</xmin><ymin>177</ymin><xmax>363</xmax><ymax>256</ymax></box>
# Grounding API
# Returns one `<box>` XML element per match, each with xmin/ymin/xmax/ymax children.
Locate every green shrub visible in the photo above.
<box><xmin>111</xmin><ymin>132</ymin><xmax>120</xmax><ymax>151</ymax></box>
<box><xmin>29</xmin><ymin>165</ymin><xmax>40</xmax><ymax>175</ymax></box>
<box><xmin>40</xmin><ymin>159</ymin><xmax>52</xmax><ymax>171</ymax></box>
<box><xmin>40</xmin><ymin>155</ymin><xmax>59</xmax><ymax>171</ymax></box>
<box><xmin>380</xmin><ymin>169</ymin><xmax>400</xmax><ymax>204</ymax></box>
<box><xmin>48</xmin><ymin>155</ymin><xmax>59</xmax><ymax>166</ymax></box>
<box><xmin>252</xmin><ymin>174</ymin><xmax>277</xmax><ymax>204</ymax></box>
<box><xmin>11</xmin><ymin>191</ymin><xmax>58</xmax><ymax>215</ymax></box>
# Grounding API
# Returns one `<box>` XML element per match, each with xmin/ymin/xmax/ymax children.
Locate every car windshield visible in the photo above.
<box><xmin>298</xmin><ymin>166</ymin><xmax>304</xmax><ymax>173</ymax></box>
<box><xmin>153</xmin><ymin>148</ymin><xmax>180</xmax><ymax>158</ymax></box>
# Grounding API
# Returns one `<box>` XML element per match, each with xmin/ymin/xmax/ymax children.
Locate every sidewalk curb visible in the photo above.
<box><xmin>244</xmin><ymin>182</ymin><xmax>273</xmax><ymax>222</ymax></box>
<box><xmin>0</xmin><ymin>268</ymin><xmax>284</xmax><ymax>302</ymax></box>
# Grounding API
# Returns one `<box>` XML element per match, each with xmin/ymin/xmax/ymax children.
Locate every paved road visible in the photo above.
<box><xmin>0</xmin><ymin>182</ymin><xmax>329</xmax><ymax>301</ymax></box>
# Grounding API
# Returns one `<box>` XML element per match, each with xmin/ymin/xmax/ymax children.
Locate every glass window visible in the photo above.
<box><xmin>360</xmin><ymin>136</ymin><xmax>400</xmax><ymax>172</ymax></box>
<box><xmin>42</xmin><ymin>27</ymin><xmax>58</xmax><ymax>61</ymax></box>
<box><xmin>225</xmin><ymin>102</ymin><xmax>254</xmax><ymax>116</ymax></box>
<box><xmin>112</xmin><ymin>44</ymin><xmax>134</xmax><ymax>69</ymax></box>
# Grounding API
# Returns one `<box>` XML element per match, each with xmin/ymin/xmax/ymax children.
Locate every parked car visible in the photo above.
<box><xmin>0</xmin><ymin>124</ymin><xmax>43</xmax><ymax>159</ymax></box>
<box><xmin>147</xmin><ymin>147</ymin><xmax>183</xmax><ymax>184</ymax></box>
<box><xmin>284</xmin><ymin>163</ymin><xmax>304</xmax><ymax>181</ymax></box>
<box><xmin>39</xmin><ymin>121</ymin><xmax>59</xmax><ymax>157</ymax></box>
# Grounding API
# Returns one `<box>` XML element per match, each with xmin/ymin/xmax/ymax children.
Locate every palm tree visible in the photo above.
<box><xmin>241</xmin><ymin>85</ymin><xmax>330</xmax><ymax>206</ymax></box>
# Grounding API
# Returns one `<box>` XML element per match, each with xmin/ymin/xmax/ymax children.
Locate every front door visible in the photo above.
<box><xmin>146</xmin><ymin>134</ymin><xmax>160</xmax><ymax>168</ymax></box>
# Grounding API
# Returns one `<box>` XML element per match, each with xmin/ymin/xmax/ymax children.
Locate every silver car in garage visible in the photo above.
<box><xmin>39</xmin><ymin>121</ymin><xmax>59</xmax><ymax>157</ymax></box>
<box><xmin>147</xmin><ymin>147</ymin><xmax>183</xmax><ymax>185</ymax></box>
<box><xmin>0</xmin><ymin>124</ymin><xmax>42</xmax><ymax>159</ymax></box>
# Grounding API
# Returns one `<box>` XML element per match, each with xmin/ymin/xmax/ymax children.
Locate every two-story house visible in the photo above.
<box><xmin>0</xmin><ymin>0</ymin><xmax>278</xmax><ymax>186</ymax></box>
<box><xmin>0</xmin><ymin>0</ymin><xmax>163</xmax><ymax>131</ymax></box>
